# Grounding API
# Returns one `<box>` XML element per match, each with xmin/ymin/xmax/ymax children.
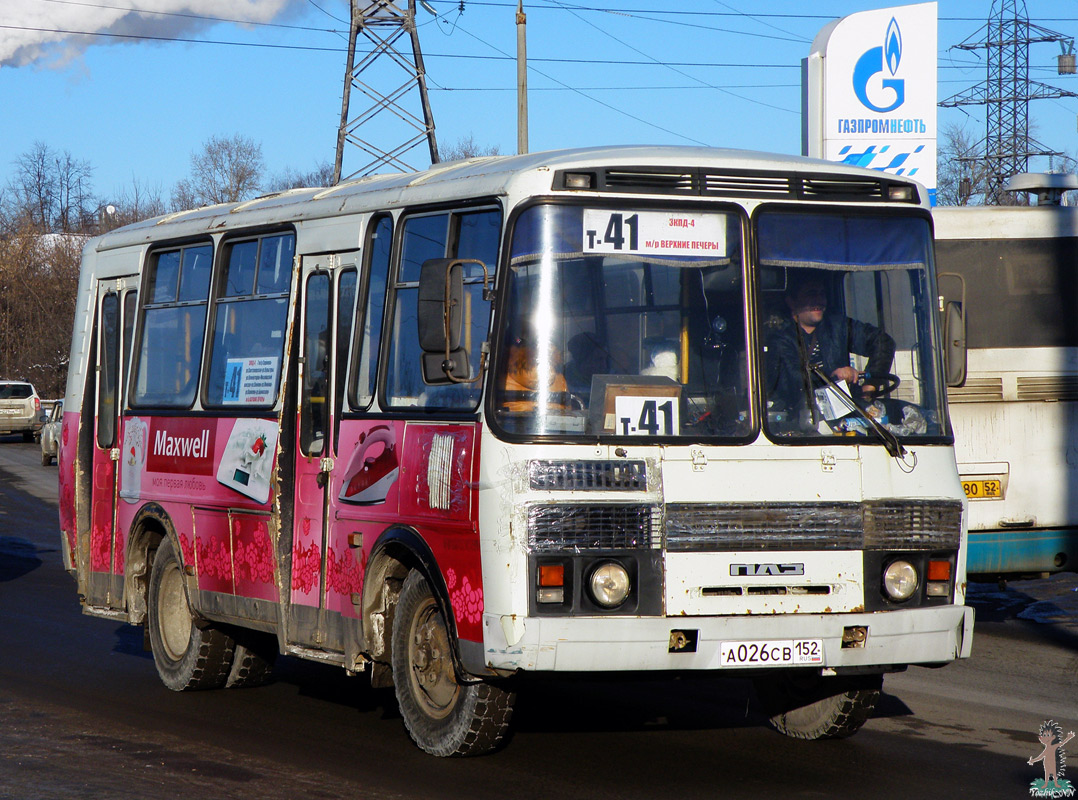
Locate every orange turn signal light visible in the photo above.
<box><xmin>539</xmin><ymin>564</ymin><xmax>565</xmax><ymax>587</ymax></box>
<box><xmin>927</xmin><ymin>560</ymin><xmax>951</xmax><ymax>581</ymax></box>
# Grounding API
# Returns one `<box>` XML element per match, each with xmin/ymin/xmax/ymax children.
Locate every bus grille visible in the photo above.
<box><xmin>528</xmin><ymin>459</ymin><xmax>647</xmax><ymax>491</ymax></box>
<box><xmin>1016</xmin><ymin>375</ymin><xmax>1078</xmax><ymax>402</ymax></box>
<box><xmin>947</xmin><ymin>377</ymin><xmax>1004</xmax><ymax>403</ymax></box>
<box><xmin>665</xmin><ymin>500</ymin><xmax>961</xmax><ymax>552</ymax></box>
<box><xmin>554</xmin><ymin>167</ymin><xmax>918</xmax><ymax>203</ymax></box>
<box><xmin>800</xmin><ymin>176</ymin><xmax>884</xmax><ymax>199</ymax></box>
<box><xmin>527</xmin><ymin>504</ymin><xmax>661</xmax><ymax>551</ymax></box>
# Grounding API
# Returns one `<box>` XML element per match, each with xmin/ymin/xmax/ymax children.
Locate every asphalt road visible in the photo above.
<box><xmin>1</xmin><ymin>434</ymin><xmax>1076</xmax><ymax>800</ymax></box>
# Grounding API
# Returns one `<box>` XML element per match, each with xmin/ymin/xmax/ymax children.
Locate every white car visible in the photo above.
<box><xmin>40</xmin><ymin>400</ymin><xmax>63</xmax><ymax>466</ymax></box>
<box><xmin>0</xmin><ymin>380</ymin><xmax>43</xmax><ymax>442</ymax></box>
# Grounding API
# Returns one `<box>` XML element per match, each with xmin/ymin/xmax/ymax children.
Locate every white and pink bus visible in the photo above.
<box><xmin>60</xmin><ymin>146</ymin><xmax>972</xmax><ymax>756</ymax></box>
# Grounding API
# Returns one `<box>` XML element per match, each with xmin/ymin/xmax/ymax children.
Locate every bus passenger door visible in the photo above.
<box><xmin>289</xmin><ymin>254</ymin><xmax>357</xmax><ymax>650</ymax></box>
<box><xmin>87</xmin><ymin>277</ymin><xmax>139</xmax><ymax>609</ymax></box>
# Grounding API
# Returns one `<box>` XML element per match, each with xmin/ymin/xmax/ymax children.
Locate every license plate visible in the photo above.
<box><xmin>719</xmin><ymin>639</ymin><xmax>823</xmax><ymax>667</ymax></box>
<box><xmin>962</xmin><ymin>478</ymin><xmax>1002</xmax><ymax>499</ymax></box>
<box><xmin>0</xmin><ymin>408</ymin><xmax>18</xmax><ymax>415</ymax></box>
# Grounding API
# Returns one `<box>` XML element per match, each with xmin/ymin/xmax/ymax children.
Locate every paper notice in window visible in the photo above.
<box><xmin>814</xmin><ymin>383</ymin><xmax>851</xmax><ymax>421</ymax></box>
<box><xmin>582</xmin><ymin>210</ymin><xmax>726</xmax><ymax>257</ymax></box>
<box><xmin>222</xmin><ymin>356</ymin><xmax>280</xmax><ymax>405</ymax></box>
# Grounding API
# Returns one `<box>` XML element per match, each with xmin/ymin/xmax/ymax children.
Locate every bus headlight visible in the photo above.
<box><xmin>882</xmin><ymin>559</ymin><xmax>919</xmax><ymax>601</ymax></box>
<box><xmin>588</xmin><ymin>561</ymin><xmax>630</xmax><ymax>608</ymax></box>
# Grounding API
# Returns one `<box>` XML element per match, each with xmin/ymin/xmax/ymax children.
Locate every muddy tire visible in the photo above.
<box><xmin>391</xmin><ymin>570</ymin><xmax>515</xmax><ymax>757</ymax></box>
<box><xmin>226</xmin><ymin>629</ymin><xmax>278</xmax><ymax>688</ymax></box>
<box><xmin>755</xmin><ymin>672</ymin><xmax>882</xmax><ymax>740</ymax></box>
<box><xmin>147</xmin><ymin>538</ymin><xmax>235</xmax><ymax>691</ymax></box>
<box><xmin>41</xmin><ymin>449</ymin><xmax>52</xmax><ymax>467</ymax></box>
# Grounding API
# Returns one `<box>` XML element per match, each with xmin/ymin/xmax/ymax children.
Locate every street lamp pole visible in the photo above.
<box><xmin>516</xmin><ymin>0</ymin><xmax>528</xmax><ymax>154</ymax></box>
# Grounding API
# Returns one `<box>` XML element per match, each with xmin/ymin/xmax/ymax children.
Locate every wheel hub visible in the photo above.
<box><xmin>157</xmin><ymin>563</ymin><xmax>192</xmax><ymax>662</ymax></box>
<box><xmin>409</xmin><ymin>600</ymin><xmax>458</xmax><ymax>717</ymax></box>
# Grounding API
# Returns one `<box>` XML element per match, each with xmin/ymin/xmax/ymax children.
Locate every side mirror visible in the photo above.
<box><xmin>416</xmin><ymin>258</ymin><xmax>491</xmax><ymax>385</ymax></box>
<box><xmin>937</xmin><ymin>272</ymin><xmax>967</xmax><ymax>388</ymax></box>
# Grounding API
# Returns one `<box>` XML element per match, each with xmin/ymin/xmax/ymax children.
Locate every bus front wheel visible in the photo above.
<box><xmin>754</xmin><ymin>672</ymin><xmax>882</xmax><ymax>740</ymax></box>
<box><xmin>147</xmin><ymin>538</ymin><xmax>235</xmax><ymax>691</ymax></box>
<box><xmin>391</xmin><ymin>569</ymin><xmax>515</xmax><ymax>756</ymax></box>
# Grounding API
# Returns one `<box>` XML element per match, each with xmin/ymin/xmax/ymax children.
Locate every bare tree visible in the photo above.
<box><xmin>264</xmin><ymin>161</ymin><xmax>335</xmax><ymax>193</ymax></box>
<box><xmin>936</xmin><ymin>123</ymin><xmax>990</xmax><ymax>206</ymax></box>
<box><xmin>105</xmin><ymin>177</ymin><xmax>168</xmax><ymax>231</ymax></box>
<box><xmin>5</xmin><ymin>141</ymin><xmax>95</xmax><ymax>233</ymax></box>
<box><xmin>0</xmin><ymin>219</ymin><xmax>82</xmax><ymax>396</ymax></box>
<box><xmin>172</xmin><ymin>134</ymin><xmax>265</xmax><ymax>210</ymax></box>
<box><xmin>439</xmin><ymin>134</ymin><xmax>501</xmax><ymax>162</ymax></box>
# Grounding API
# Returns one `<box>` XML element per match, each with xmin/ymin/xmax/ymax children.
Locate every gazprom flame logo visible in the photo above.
<box><xmin>886</xmin><ymin>18</ymin><xmax>901</xmax><ymax>75</ymax></box>
<box><xmin>853</xmin><ymin>16</ymin><xmax>906</xmax><ymax>113</ymax></box>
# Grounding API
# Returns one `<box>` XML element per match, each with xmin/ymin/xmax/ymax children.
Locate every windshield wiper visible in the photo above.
<box><xmin>809</xmin><ymin>366</ymin><xmax>906</xmax><ymax>459</ymax></box>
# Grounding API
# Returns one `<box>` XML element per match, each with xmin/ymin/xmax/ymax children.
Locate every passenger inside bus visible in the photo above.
<box><xmin>564</xmin><ymin>332</ymin><xmax>609</xmax><ymax>398</ymax></box>
<box><xmin>641</xmin><ymin>338</ymin><xmax>680</xmax><ymax>381</ymax></box>
<box><xmin>500</xmin><ymin>336</ymin><xmax>568</xmax><ymax>412</ymax></box>
<box><xmin>766</xmin><ymin>270</ymin><xmax>895</xmax><ymax>421</ymax></box>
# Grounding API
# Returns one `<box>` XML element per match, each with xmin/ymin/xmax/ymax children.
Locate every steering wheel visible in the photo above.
<box><xmin>858</xmin><ymin>372</ymin><xmax>900</xmax><ymax>398</ymax></box>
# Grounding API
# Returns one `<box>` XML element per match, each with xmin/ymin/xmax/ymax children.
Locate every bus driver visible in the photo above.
<box><xmin>767</xmin><ymin>271</ymin><xmax>895</xmax><ymax>418</ymax></box>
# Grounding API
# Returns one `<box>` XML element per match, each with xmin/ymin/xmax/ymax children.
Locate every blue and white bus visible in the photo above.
<box><xmin>935</xmin><ymin>189</ymin><xmax>1078</xmax><ymax>578</ymax></box>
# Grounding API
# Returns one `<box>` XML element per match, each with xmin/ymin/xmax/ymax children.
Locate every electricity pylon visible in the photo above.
<box><xmin>333</xmin><ymin>0</ymin><xmax>440</xmax><ymax>183</ymax></box>
<box><xmin>939</xmin><ymin>0</ymin><xmax>1078</xmax><ymax>204</ymax></box>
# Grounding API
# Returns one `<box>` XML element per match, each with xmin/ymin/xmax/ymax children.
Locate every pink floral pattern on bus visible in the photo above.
<box><xmin>233</xmin><ymin>516</ymin><xmax>275</xmax><ymax>601</ymax></box>
<box><xmin>90</xmin><ymin>523</ymin><xmax>112</xmax><ymax>572</ymax></box>
<box><xmin>178</xmin><ymin>533</ymin><xmax>196</xmax><ymax>566</ymax></box>
<box><xmin>197</xmin><ymin>535</ymin><xmax>232</xmax><ymax>584</ymax></box>
<box><xmin>234</xmin><ymin>520</ymin><xmax>273</xmax><ymax>585</ymax></box>
<box><xmin>446</xmin><ymin>567</ymin><xmax>483</xmax><ymax>626</ymax></box>
<box><xmin>112</xmin><ymin>529</ymin><xmax>125</xmax><ymax>575</ymax></box>
<box><xmin>292</xmin><ymin>538</ymin><xmax>321</xmax><ymax>595</ymax></box>
<box><xmin>58</xmin><ymin>413</ymin><xmax>76</xmax><ymax>556</ymax></box>
<box><xmin>327</xmin><ymin>545</ymin><xmax>362</xmax><ymax>597</ymax></box>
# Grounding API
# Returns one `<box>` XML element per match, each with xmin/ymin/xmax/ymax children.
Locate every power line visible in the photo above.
<box><xmin>32</xmin><ymin>0</ymin><xmax>344</xmax><ymax>34</ymax></box>
<box><xmin>546</xmin><ymin>0</ymin><xmax>797</xmax><ymax>114</ymax></box>
<box><xmin>305</xmin><ymin>0</ymin><xmax>350</xmax><ymax>26</ymax></box>
<box><xmin>6</xmin><ymin>21</ymin><xmax>1059</xmax><ymax>74</ymax></box>
<box><xmin>27</xmin><ymin>0</ymin><xmax>1078</xmax><ymax>30</ymax></box>
<box><xmin>434</xmin><ymin>83</ymin><xmax>801</xmax><ymax>91</ymax></box>
<box><xmin>418</xmin><ymin>1</ymin><xmax>1078</xmax><ymax>24</ymax></box>
<box><xmin>708</xmin><ymin>0</ymin><xmax>805</xmax><ymax>40</ymax></box>
<box><xmin>5</xmin><ymin>22</ymin><xmax>1053</xmax><ymax>73</ymax></box>
<box><xmin>0</xmin><ymin>23</ymin><xmax>346</xmax><ymax>52</ymax></box>
<box><xmin>449</xmin><ymin>15</ymin><xmax>714</xmax><ymax>145</ymax></box>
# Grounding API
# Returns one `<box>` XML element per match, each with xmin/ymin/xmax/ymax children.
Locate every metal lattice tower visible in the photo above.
<box><xmin>939</xmin><ymin>0</ymin><xmax>1077</xmax><ymax>204</ymax></box>
<box><xmin>333</xmin><ymin>0</ymin><xmax>440</xmax><ymax>183</ymax></box>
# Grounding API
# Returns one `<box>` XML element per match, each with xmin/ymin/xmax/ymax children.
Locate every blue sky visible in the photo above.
<box><xmin>2</xmin><ymin>0</ymin><xmax>1078</xmax><ymax>202</ymax></box>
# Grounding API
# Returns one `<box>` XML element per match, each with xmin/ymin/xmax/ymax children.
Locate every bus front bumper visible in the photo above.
<box><xmin>477</xmin><ymin>604</ymin><xmax>973</xmax><ymax>674</ymax></box>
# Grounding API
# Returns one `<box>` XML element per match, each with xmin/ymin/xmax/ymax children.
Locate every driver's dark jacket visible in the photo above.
<box><xmin>766</xmin><ymin>315</ymin><xmax>895</xmax><ymax>411</ymax></box>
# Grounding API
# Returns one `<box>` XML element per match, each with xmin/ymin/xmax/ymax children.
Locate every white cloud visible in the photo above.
<box><xmin>0</xmin><ymin>0</ymin><xmax>304</xmax><ymax>67</ymax></box>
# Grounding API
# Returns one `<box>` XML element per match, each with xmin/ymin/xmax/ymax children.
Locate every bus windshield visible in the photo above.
<box><xmin>493</xmin><ymin>203</ymin><xmax>750</xmax><ymax>439</ymax></box>
<box><xmin>756</xmin><ymin>209</ymin><xmax>949</xmax><ymax>442</ymax></box>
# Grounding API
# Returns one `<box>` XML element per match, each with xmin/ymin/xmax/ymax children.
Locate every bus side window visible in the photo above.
<box><xmin>132</xmin><ymin>243</ymin><xmax>212</xmax><ymax>408</ymax></box>
<box><xmin>334</xmin><ymin>268</ymin><xmax>358</xmax><ymax>451</ymax></box>
<box><xmin>97</xmin><ymin>293</ymin><xmax>120</xmax><ymax>449</ymax></box>
<box><xmin>352</xmin><ymin>215</ymin><xmax>392</xmax><ymax>410</ymax></box>
<box><xmin>205</xmin><ymin>233</ymin><xmax>294</xmax><ymax>408</ymax></box>
<box><xmin>383</xmin><ymin>208</ymin><xmax>500</xmax><ymax>410</ymax></box>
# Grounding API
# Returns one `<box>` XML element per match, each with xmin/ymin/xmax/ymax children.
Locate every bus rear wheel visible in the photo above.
<box><xmin>147</xmin><ymin>538</ymin><xmax>235</xmax><ymax>691</ymax></box>
<box><xmin>391</xmin><ymin>569</ymin><xmax>515</xmax><ymax>757</ymax></box>
<box><xmin>754</xmin><ymin>672</ymin><xmax>882</xmax><ymax>740</ymax></box>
